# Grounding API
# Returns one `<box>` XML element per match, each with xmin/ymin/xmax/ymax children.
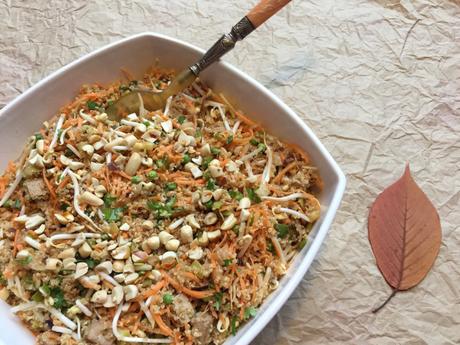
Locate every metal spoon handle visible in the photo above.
<box><xmin>189</xmin><ymin>0</ymin><xmax>291</xmax><ymax>76</ymax></box>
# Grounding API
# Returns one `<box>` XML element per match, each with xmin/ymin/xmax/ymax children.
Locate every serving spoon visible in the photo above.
<box><xmin>107</xmin><ymin>0</ymin><xmax>291</xmax><ymax>121</ymax></box>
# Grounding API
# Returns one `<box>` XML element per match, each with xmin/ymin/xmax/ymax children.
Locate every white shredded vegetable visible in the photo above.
<box><xmin>62</xmin><ymin>170</ymin><xmax>101</xmax><ymax>230</ymax></box>
<box><xmin>66</xmin><ymin>144</ymin><xmax>82</xmax><ymax>159</ymax></box>
<box><xmin>139</xmin><ymin>300</ymin><xmax>156</xmax><ymax>329</ymax></box>
<box><xmin>49</xmin><ymin>114</ymin><xmax>65</xmax><ymax>152</ymax></box>
<box><xmin>262</xmin><ymin>145</ymin><xmax>273</xmax><ymax>183</ymax></box>
<box><xmin>262</xmin><ymin>192</ymin><xmax>304</xmax><ymax>202</ymax></box>
<box><xmin>52</xmin><ymin>326</ymin><xmax>73</xmax><ymax>335</ymax></box>
<box><xmin>76</xmin><ymin>299</ymin><xmax>92</xmax><ymax>317</ymax></box>
<box><xmin>79</xmin><ymin>109</ymin><xmax>97</xmax><ymax>125</ymax></box>
<box><xmin>216</xmin><ymin>106</ymin><xmax>232</xmax><ymax>132</ymax></box>
<box><xmin>11</xmin><ymin>302</ymin><xmax>77</xmax><ymax>331</ymax></box>
<box><xmin>59</xmin><ymin>127</ymin><xmax>71</xmax><ymax>145</ymax></box>
<box><xmin>137</xmin><ymin>93</ymin><xmax>148</xmax><ymax>118</ymax></box>
<box><xmin>240</xmin><ymin>146</ymin><xmax>264</xmax><ymax>162</ymax></box>
<box><xmin>276</xmin><ymin>207</ymin><xmax>311</xmax><ymax>223</ymax></box>
<box><xmin>99</xmin><ymin>272</ymin><xmax>120</xmax><ymax>287</ymax></box>
<box><xmin>232</xmin><ymin>120</ymin><xmax>241</xmax><ymax>134</ymax></box>
<box><xmin>112</xmin><ymin>303</ymin><xmax>171</xmax><ymax>343</ymax></box>
<box><xmin>0</xmin><ymin>171</ymin><xmax>23</xmax><ymax>207</ymax></box>
<box><xmin>163</xmin><ymin>96</ymin><xmax>173</xmax><ymax>117</ymax></box>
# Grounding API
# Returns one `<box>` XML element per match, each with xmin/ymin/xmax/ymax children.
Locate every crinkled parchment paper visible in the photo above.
<box><xmin>0</xmin><ymin>0</ymin><xmax>459</xmax><ymax>344</ymax></box>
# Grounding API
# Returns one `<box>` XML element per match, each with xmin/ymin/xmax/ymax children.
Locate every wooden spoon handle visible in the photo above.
<box><xmin>247</xmin><ymin>0</ymin><xmax>292</xmax><ymax>28</ymax></box>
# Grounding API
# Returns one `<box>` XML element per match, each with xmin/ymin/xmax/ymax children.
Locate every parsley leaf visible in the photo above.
<box><xmin>229</xmin><ymin>189</ymin><xmax>243</xmax><ymax>201</ymax></box>
<box><xmin>177</xmin><ymin>115</ymin><xmax>186</xmax><ymax>124</ymax></box>
<box><xmin>86</xmin><ymin>101</ymin><xmax>98</xmax><ymax>110</ymax></box>
<box><xmin>214</xmin><ymin>292</ymin><xmax>223</xmax><ymax>311</ymax></box>
<box><xmin>50</xmin><ymin>287</ymin><xmax>67</xmax><ymax>309</ymax></box>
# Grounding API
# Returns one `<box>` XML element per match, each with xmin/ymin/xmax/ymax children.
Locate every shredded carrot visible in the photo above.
<box><xmin>153</xmin><ymin>313</ymin><xmax>174</xmax><ymax>337</ymax></box>
<box><xmin>273</xmin><ymin>161</ymin><xmax>298</xmax><ymax>184</ymax></box>
<box><xmin>138</xmin><ymin>279</ymin><xmax>167</xmax><ymax>300</ymax></box>
<box><xmin>162</xmin><ymin>272</ymin><xmax>214</xmax><ymax>299</ymax></box>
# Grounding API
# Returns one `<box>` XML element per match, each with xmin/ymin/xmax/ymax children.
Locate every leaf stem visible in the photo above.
<box><xmin>372</xmin><ymin>289</ymin><xmax>398</xmax><ymax>313</ymax></box>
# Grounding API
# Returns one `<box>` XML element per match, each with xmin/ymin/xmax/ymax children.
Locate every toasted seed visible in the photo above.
<box><xmin>142</xmin><ymin>220</ymin><xmax>154</xmax><ymax>230</ymax></box>
<box><xmin>221</xmin><ymin>214</ymin><xmax>237</xmax><ymax>230</ymax></box>
<box><xmin>111</xmin><ymin>244</ymin><xmax>131</xmax><ymax>260</ymax></box>
<box><xmin>80</xmin><ymin>191</ymin><xmax>104</xmax><ymax>207</ymax></box>
<box><xmin>112</xmin><ymin>260</ymin><xmax>125</xmax><ymax>273</ymax></box>
<box><xmin>62</xmin><ymin>258</ymin><xmax>77</xmax><ymax>270</ymax></box>
<box><xmin>212</xmin><ymin>188</ymin><xmax>225</xmax><ymax>200</ymax></box>
<box><xmin>187</xmin><ymin>247</ymin><xmax>204</xmax><ymax>260</ymax></box>
<box><xmin>91</xmin><ymin>290</ymin><xmax>108</xmax><ymax>304</ymax></box>
<box><xmin>240</xmin><ymin>209</ymin><xmax>250</xmax><ymax>222</ymax></box>
<box><xmin>238</xmin><ymin>197</ymin><xmax>251</xmax><ymax>210</ymax></box>
<box><xmin>201</xmin><ymin>190</ymin><xmax>213</xmax><ymax>203</ymax></box>
<box><xmin>159</xmin><ymin>231</ymin><xmax>174</xmax><ymax>245</ymax></box>
<box><xmin>75</xmin><ymin>262</ymin><xmax>89</xmax><ymax>279</ymax></box>
<box><xmin>185</xmin><ymin>214</ymin><xmax>200</xmax><ymax>229</ymax></box>
<box><xmin>204</xmin><ymin>212</ymin><xmax>218</xmax><ymax>225</ymax></box>
<box><xmin>125</xmin><ymin>152</ymin><xmax>142</xmax><ymax>176</ymax></box>
<box><xmin>197</xmin><ymin>232</ymin><xmax>209</xmax><ymax>246</ymax></box>
<box><xmin>95</xmin><ymin>261</ymin><xmax>113</xmax><ymax>274</ymax></box>
<box><xmin>238</xmin><ymin>234</ymin><xmax>253</xmax><ymax>258</ymax></box>
<box><xmin>114</xmin><ymin>274</ymin><xmax>126</xmax><ymax>283</ymax></box>
<box><xmin>124</xmin><ymin>285</ymin><xmax>139</xmax><ymax>301</ymax></box>
<box><xmin>146</xmin><ymin>236</ymin><xmax>160</xmax><ymax>250</ymax></box>
<box><xmin>58</xmin><ymin>248</ymin><xmax>76</xmax><ymax>259</ymax></box>
<box><xmin>168</xmin><ymin>218</ymin><xmax>184</xmax><ymax>230</ymax></box>
<box><xmin>207</xmin><ymin>230</ymin><xmax>222</xmax><ymax>241</ymax></box>
<box><xmin>124</xmin><ymin>272</ymin><xmax>139</xmax><ymax>284</ymax></box>
<box><xmin>180</xmin><ymin>225</ymin><xmax>193</xmax><ymax>243</ymax></box>
<box><xmin>112</xmin><ymin>285</ymin><xmax>124</xmax><ymax>304</ymax></box>
<box><xmin>78</xmin><ymin>242</ymin><xmax>92</xmax><ymax>258</ymax></box>
<box><xmin>45</xmin><ymin>258</ymin><xmax>62</xmax><ymax>271</ymax></box>
<box><xmin>16</xmin><ymin>249</ymin><xmax>30</xmax><ymax>259</ymax></box>
<box><xmin>165</xmin><ymin>239</ymin><xmax>180</xmax><ymax>251</ymax></box>
<box><xmin>159</xmin><ymin>251</ymin><xmax>177</xmax><ymax>265</ymax></box>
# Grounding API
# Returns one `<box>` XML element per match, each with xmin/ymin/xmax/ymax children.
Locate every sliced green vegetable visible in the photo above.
<box><xmin>223</xmin><ymin>259</ymin><xmax>233</xmax><ymax>267</ymax></box>
<box><xmin>16</xmin><ymin>256</ymin><xmax>32</xmax><ymax>266</ymax></box>
<box><xmin>212</xmin><ymin>201</ymin><xmax>223</xmax><ymax>211</ymax></box>
<box><xmin>275</xmin><ymin>223</ymin><xmax>290</xmax><ymax>239</ymax></box>
<box><xmin>131</xmin><ymin>176</ymin><xmax>141</xmax><ymax>184</ymax></box>
<box><xmin>246</xmin><ymin>188</ymin><xmax>261</xmax><ymax>204</ymax></box>
<box><xmin>226</xmin><ymin>135</ymin><xmax>234</xmax><ymax>145</ymax></box>
<box><xmin>229</xmin><ymin>190</ymin><xmax>243</xmax><ymax>201</ymax></box>
<box><xmin>231</xmin><ymin>316</ymin><xmax>238</xmax><ymax>335</ymax></box>
<box><xmin>202</xmin><ymin>156</ymin><xmax>213</xmax><ymax>169</ymax></box>
<box><xmin>211</xmin><ymin>147</ymin><xmax>221</xmax><ymax>156</ymax></box>
<box><xmin>206</xmin><ymin>179</ymin><xmax>216</xmax><ymax>191</ymax></box>
<box><xmin>182</xmin><ymin>154</ymin><xmax>191</xmax><ymax>164</ymax></box>
<box><xmin>244</xmin><ymin>306</ymin><xmax>257</xmax><ymax>320</ymax></box>
<box><xmin>214</xmin><ymin>292</ymin><xmax>223</xmax><ymax>311</ymax></box>
<box><xmin>102</xmin><ymin>207</ymin><xmax>124</xmax><ymax>222</ymax></box>
<box><xmin>163</xmin><ymin>293</ymin><xmax>174</xmax><ymax>305</ymax></box>
<box><xmin>250</xmin><ymin>138</ymin><xmax>259</xmax><ymax>146</ymax></box>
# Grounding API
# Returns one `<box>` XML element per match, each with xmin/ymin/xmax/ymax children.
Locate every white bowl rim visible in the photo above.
<box><xmin>0</xmin><ymin>32</ymin><xmax>346</xmax><ymax>345</ymax></box>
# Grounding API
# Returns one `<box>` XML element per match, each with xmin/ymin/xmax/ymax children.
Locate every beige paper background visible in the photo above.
<box><xmin>1</xmin><ymin>0</ymin><xmax>459</xmax><ymax>344</ymax></box>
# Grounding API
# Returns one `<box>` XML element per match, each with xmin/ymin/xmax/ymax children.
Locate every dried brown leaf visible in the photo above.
<box><xmin>368</xmin><ymin>165</ymin><xmax>441</xmax><ymax>312</ymax></box>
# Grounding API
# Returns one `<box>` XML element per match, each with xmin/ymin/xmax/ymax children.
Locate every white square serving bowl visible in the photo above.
<box><xmin>0</xmin><ymin>32</ymin><xmax>345</xmax><ymax>345</ymax></box>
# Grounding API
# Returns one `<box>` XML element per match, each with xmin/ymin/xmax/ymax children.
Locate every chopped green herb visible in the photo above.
<box><xmin>163</xmin><ymin>293</ymin><xmax>174</xmax><ymax>305</ymax></box>
<box><xmin>40</xmin><ymin>284</ymin><xmax>51</xmax><ymax>295</ymax></box>
<box><xmin>147</xmin><ymin>170</ymin><xmax>158</xmax><ymax>180</ymax></box>
<box><xmin>103</xmin><ymin>194</ymin><xmax>117</xmax><ymax>208</ymax></box>
<box><xmin>131</xmin><ymin>176</ymin><xmax>141</xmax><ymax>184</ymax></box>
<box><xmin>165</xmin><ymin>182</ymin><xmax>177</xmax><ymax>191</ymax></box>
<box><xmin>59</xmin><ymin>203</ymin><xmax>69</xmax><ymax>211</ymax></box>
<box><xmin>275</xmin><ymin>223</ymin><xmax>290</xmax><ymax>239</ymax></box>
<box><xmin>250</xmin><ymin>138</ymin><xmax>259</xmax><ymax>146</ymax></box>
<box><xmin>50</xmin><ymin>287</ymin><xmax>67</xmax><ymax>309</ymax></box>
<box><xmin>244</xmin><ymin>306</ymin><xmax>257</xmax><ymax>320</ymax></box>
<box><xmin>182</xmin><ymin>154</ymin><xmax>191</xmax><ymax>164</ymax></box>
<box><xmin>267</xmin><ymin>241</ymin><xmax>275</xmax><ymax>254</ymax></box>
<box><xmin>16</xmin><ymin>256</ymin><xmax>32</xmax><ymax>266</ymax></box>
<box><xmin>102</xmin><ymin>207</ymin><xmax>124</xmax><ymax>222</ymax></box>
<box><xmin>229</xmin><ymin>190</ymin><xmax>243</xmax><ymax>201</ymax></box>
<box><xmin>147</xmin><ymin>196</ymin><xmax>176</xmax><ymax>219</ymax></box>
<box><xmin>202</xmin><ymin>156</ymin><xmax>213</xmax><ymax>169</ymax></box>
<box><xmin>156</xmin><ymin>157</ymin><xmax>169</xmax><ymax>170</ymax></box>
<box><xmin>178</xmin><ymin>115</ymin><xmax>186</xmax><ymax>124</ymax></box>
<box><xmin>34</xmin><ymin>133</ymin><xmax>43</xmax><ymax>141</ymax></box>
<box><xmin>206</xmin><ymin>179</ymin><xmax>216</xmax><ymax>191</ymax></box>
<box><xmin>246</xmin><ymin>188</ymin><xmax>261</xmax><ymax>204</ymax></box>
<box><xmin>214</xmin><ymin>292</ymin><xmax>223</xmax><ymax>311</ymax></box>
<box><xmin>211</xmin><ymin>147</ymin><xmax>221</xmax><ymax>156</ymax></box>
<box><xmin>195</xmin><ymin>128</ymin><xmax>202</xmax><ymax>138</ymax></box>
<box><xmin>87</xmin><ymin>101</ymin><xmax>98</xmax><ymax>110</ymax></box>
<box><xmin>143</xmin><ymin>121</ymin><xmax>151</xmax><ymax>127</ymax></box>
<box><xmin>223</xmin><ymin>259</ymin><xmax>233</xmax><ymax>267</ymax></box>
<box><xmin>226</xmin><ymin>135</ymin><xmax>234</xmax><ymax>145</ymax></box>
